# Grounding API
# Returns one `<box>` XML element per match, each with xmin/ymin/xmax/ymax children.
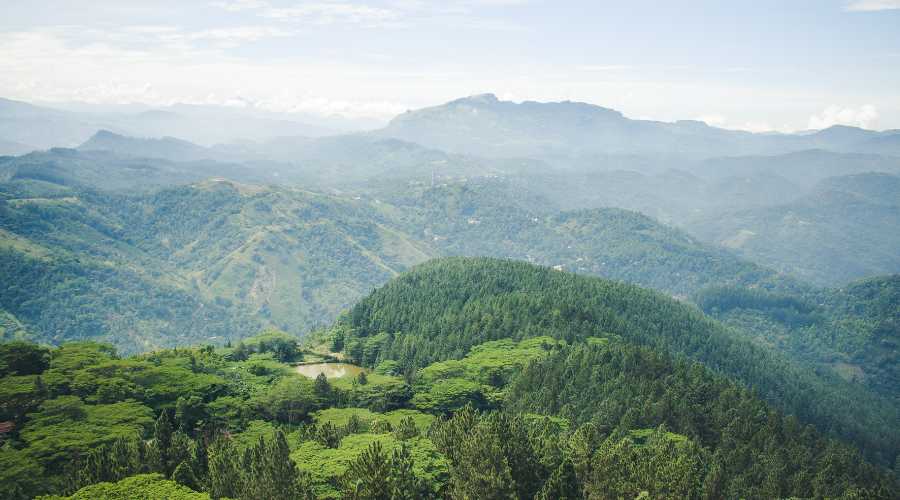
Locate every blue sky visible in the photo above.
<box><xmin>1</xmin><ymin>0</ymin><xmax>899</xmax><ymax>130</ymax></box>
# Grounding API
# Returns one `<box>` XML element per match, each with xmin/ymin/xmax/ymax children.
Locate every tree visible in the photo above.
<box><xmin>536</xmin><ymin>458</ymin><xmax>580</xmax><ymax>500</ymax></box>
<box><xmin>388</xmin><ymin>444</ymin><xmax>424</xmax><ymax>500</ymax></box>
<box><xmin>450</xmin><ymin>424</ymin><xmax>516</xmax><ymax>500</ymax></box>
<box><xmin>316</xmin><ymin>422</ymin><xmax>343</xmax><ymax>448</ymax></box>
<box><xmin>241</xmin><ymin>431</ymin><xmax>311</xmax><ymax>500</ymax></box>
<box><xmin>342</xmin><ymin>441</ymin><xmax>392</xmax><ymax>499</ymax></box>
<box><xmin>314</xmin><ymin>372</ymin><xmax>332</xmax><ymax>401</ymax></box>
<box><xmin>172</xmin><ymin>460</ymin><xmax>198</xmax><ymax>491</ymax></box>
<box><xmin>151</xmin><ymin>411</ymin><xmax>174</xmax><ymax>476</ymax></box>
<box><xmin>175</xmin><ymin>395</ymin><xmax>206</xmax><ymax>433</ymax></box>
<box><xmin>331</xmin><ymin>330</ymin><xmax>345</xmax><ymax>352</ymax></box>
<box><xmin>208</xmin><ymin>436</ymin><xmax>240</xmax><ymax>500</ymax></box>
<box><xmin>394</xmin><ymin>416</ymin><xmax>419</xmax><ymax>440</ymax></box>
<box><xmin>0</xmin><ymin>341</ymin><xmax>50</xmax><ymax>376</ymax></box>
<box><xmin>230</xmin><ymin>343</ymin><xmax>251</xmax><ymax>362</ymax></box>
<box><xmin>259</xmin><ymin>377</ymin><xmax>318</xmax><ymax>424</ymax></box>
<box><xmin>267</xmin><ymin>430</ymin><xmax>307</xmax><ymax>499</ymax></box>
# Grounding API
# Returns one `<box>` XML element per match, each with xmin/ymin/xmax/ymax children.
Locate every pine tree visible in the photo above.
<box><xmin>33</xmin><ymin>375</ymin><xmax>46</xmax><ymax>398</ymax></box>
<box><xmin>314</xmin><ymin>372</ymin><xmax>332</xmax><ymax>401</ymax></box>
<box><xmin>388</xmin><ymin>443</ymin><xmax>423</xmax><ymax>500</ymax></box>
<box><xmin>342</xmin><ymin>441</ymin><xmax>392</xmax><ymax>500</ymax></box>
<box><xmin>346</xmin><ymin>413</ymin><xmax>362</xmax><ymax>434</ymax></box>
<box><xmin>169</xmin><ymin>432</ymin><xmax>195</xmax><ymax>478</ymax></box>
<box><xmin>109</xmin><ymin>436</ymin><xmax>138</xmax><ymax>481</ymax></box>
<box><xmin>316</xmin><ymin>421</ymin><xmax>343</xmax><ymax>448</ymax></box>
<box><xmin>267</xmin><ymin>430</ymin><xmax>305</xmax><ymax>499</ymax></box>
<box><xmin>393</xmin><ymin>416</ymin><xmax>419</xmax><ymax>440</ymax></box>
<box><xmin>152</xmin><ymin>411</ymin><xmax>174</xmax><ymax>476</ymax></box>
<box><xmin>536</xmin><ymin>458</ymin><xmax>580</xmax><ymax>500</ymax></box>
<box><xmin>209</xmin><ymin>436</ymin><xmax>240</xmax><ymax>499</ymax></box>
<box><xmin>192</xmin><ymin>435</ymin><xmax>210</xmax><ymax>491</ymax></box>
<box><xmin>172</xmin><ymin>460</ymin><xmax>199</xmax><ymax>491</ymax></box>
<box><xmin>450</xmin><ymin>423</ymin><xmax>517</xmax><ymax>500</ymax></box>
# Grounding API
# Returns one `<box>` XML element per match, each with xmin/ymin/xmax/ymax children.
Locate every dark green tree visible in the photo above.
<box><xmin>342</xmin><ymin>441</ymin><xmax>392</xmax><ymax>499</ymax></box>
<box><xmin>393</xmin><ymin>415</ymin><xmax>419</xmax><ymax>440</ymax></box>
<box><xmin>536</xmin><ymin>458</ymin><xmax>580</xmax><ymax>500</ymax></box>
<box><xmin>172</xmin><ymin>460</ymin><xmax>198</xmax><ymax>491</ymax></box>
<box><xmin>208</xmin><ymin>436</ymin><xmax>240</xmax><ymax>500</ymax></box>
<box><xmin>151</xmin><ymin>411</ymin><xmax>174</xmax><ymax>476</ymax></box>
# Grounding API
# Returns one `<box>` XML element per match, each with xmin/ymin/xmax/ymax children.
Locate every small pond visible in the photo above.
<box><xmin>295</xmin><ymin>362</ymin><xmax>365</xmax><ymax>379</ymax></box>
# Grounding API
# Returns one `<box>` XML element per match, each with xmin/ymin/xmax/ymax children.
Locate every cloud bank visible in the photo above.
<box><xmin>845</xmin><ymin>0</ymin><xmax>900</xmax><ymax>12</ymax></box>
<box><xmin>808</xmin><ymin>105</ymin><xmax>879</xmax><ymax>130</ymax></box>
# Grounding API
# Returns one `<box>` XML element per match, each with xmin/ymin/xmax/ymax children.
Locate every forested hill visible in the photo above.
<box><xmin>0</xmin><ymin>176</ymin><xmax>795</xmax><ymax>352</ymax></box>
<box><xmin>386</xmin><ymin>179</ymin><xmax>790</xmax><ymax>298</ymax></box>
<box><xmin>686</xmin><ymin>172</ymin><xmax>900</xmax><ymax>286</ymax></box>
<box><xmin>695</xmin><ymin>274</ymin><xmax>900</xmax><ymax>401</ymax></box>
<box><xmin>334</xmin><ymin>257</ymin><xmax>899</xmax><ymax>466</ymax></box>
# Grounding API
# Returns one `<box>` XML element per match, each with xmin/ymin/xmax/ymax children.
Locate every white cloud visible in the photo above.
<box><xmin>0</xmin><ymin>28</ymin><xmax>410</xmax><ymax>120</ymax></box>
<box><xmin>210</xmin><ymin>0</ymin><xmax>270</xmax><ymax>12</ymax></box>
<box><xmin>185</xmin><ymin>26</ymin><xmax>296</xmax><ymax>48</ymax></box>
<box><xmin>262</xmin><ymin>3</ymin><xmax>400</xmax><ymax>26</ymax></box>
<box><xmin>696</xmin><ymin>114</ymin><xmax>727</xmax><ymax>127</ymax></box>
<box><xmin>576</xmin><ymin>65</ymin><xmax>633</xmax><ymax>72</ymax></box>
<box><xmin>807</xmin><ymin>105</ymin><xmax>879</xmax><ymax>129</ymax></box>
<box><xmin>844</xmin><ymin>0</ymin><xmax>900</xmax><ymax>11</ymax></box>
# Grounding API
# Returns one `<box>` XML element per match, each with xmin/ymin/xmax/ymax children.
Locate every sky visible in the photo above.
<box><xmin>1</xmin><ymin>0</ymin><xmax>899</xmax><ymax>131</ymax></box>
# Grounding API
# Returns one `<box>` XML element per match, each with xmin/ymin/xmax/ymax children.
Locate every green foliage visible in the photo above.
<box><xmin>20</xmin><ymin>396</ymin><xmax>154</xmax><ymax>472</ymax></box>
<box><xmin>339</xmin><ymin>257</ymin><xmax>899</xmax><ymax>465</ymax></box>
<box><xmin>292</xmin><ymin>433</ymin><xmax>450</xmax><ymax>499</ymax></box>
<box><xmin>1</xmin><ymin>256</ymin><xmax>898</xmax><ymax>498</ymax></box>
<box><xmin>207</xmin><ymin>436</ymin><xmax>239</xmax><ymax>500</ymax></box>
<box><xmin>0</xmin><ymin>340</ymin><xmax>50</xmax><ymax>376</ymax></box>
<box><xmin>227</xmin><ymin>330</ymin><xmax>301</xmax><ymax>362</ymax></box>
<box><xmin>341</xmin><ymin>441</ymin><xmax>429</xmax><ymax>500</ymax></box>
<box><xmin>0</xmin><ymin>373</ymin><xmax>45</xmax><ymax>421</ymax></box>
<box><xmin>38</xmin><ymin>473</ymin><xmax>210</xmax><ymax>500</ymax></box>
<box><xmin>312</xmin><ymin>407</ymin><xmax>434</xmax><ymax>439</ymax></box>
<box><xmin>229</xmin><ymin>419</ymin><xmax>277</xmax><ymax>451</ymax></box>
<box><xmin>330</xmin><ymin>371</ymin><xmax>412</xmax><ymax>412</ymax></box>
<box><xmin>506</xmin><ymin>341</ymin><xmax>896</xmax><ymax>498</ymax></box>
<box><xmin>414</xmin><ymin>336</ymin><xmax>562</xmax><ymax>407</ymax></box>
<box><xmin>256</xmin><ymin>376</ymin><xmax>320</xmax><ymax>424</ymax></box>
<box><xmin>698</xmin><ymin>275</ymin><xmax>900</xmax><ymax>401</ymax></box>
<box><xmin>0</xmin><ymin>446</ymin><xmax>46</xmax><ymax>500</ymax></box>
<box><xmin>411</xmin><ymin>377</ymin><xmax>485</xmax><ymax>414</ymax></box>
<box><xmin>75</xmin><ymin>435</ymin><xmax>151</xmax><ymax>491</ymax></box>
<box><xmin>393</xmin><ymin>416</ymin><xmax>419</xmax><ymax>440</ymax></box>
<box><xmin>686</xmin><ymin>172</ymin><xmax>900</xmax><ymax>286</ymax></box>
<box><xmin>585</xmin><ymin>427</ymin><xmax>705</xmax><ymax>499</ymax></box>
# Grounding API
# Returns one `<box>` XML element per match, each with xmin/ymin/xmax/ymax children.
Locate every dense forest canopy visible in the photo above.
<box><xmin>0</xmin><ymin>285</ymin><xmax>896</xmax><ymax>498</ymax></box>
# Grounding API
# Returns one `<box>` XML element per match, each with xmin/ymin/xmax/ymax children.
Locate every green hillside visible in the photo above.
<box><xmin>1</xmin><ymin>275</ymin><xmax>896</xmax><ymax>498</ymax></box>
<box><xmin>385</xmin><ymin>179</ymin><xmax>794</xmax><ymax>298</ymax></box>
<box><xmin>687</xmin><ymin>173</ymin><xmax>900</xmax><ymax>286</ymax></box>
<box><xmin>696</xmin><ymin>274</ymin><xmax>899</xmax><ymax>401</ymax></box>
<box><xmin>1</xmin><ymin>174</ymin><xmax>801</xmax><ymax>352</ymax></box>
<box><xmin>333</xmin><ymin>257</ymin><xmax>899</xmax><ymax>466</ymax></box>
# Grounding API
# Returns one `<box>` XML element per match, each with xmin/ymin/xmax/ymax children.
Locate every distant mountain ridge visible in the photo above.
<box><xmin>4</xmin><ymin>94</ymin><xmax>900</xmax><ymax>160</ymax></box>
<box><xmin>78</xmin><ymin>130</ymin><xmax>214</xmax><ymax>162</ymax></box>
<box><xmin>687</xmin><ymin>172</ymin><xmax>900</xmax><ymax>285</ymax></box>
<box><xmin>0</xmin><ymin>97</ymin><xmax>357</xmax><ymax>149</ymax></box>
<box><xmin>379</xmin><ymin>93</ymin><xmax>900</xmax><ymax>159</ymax></box>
